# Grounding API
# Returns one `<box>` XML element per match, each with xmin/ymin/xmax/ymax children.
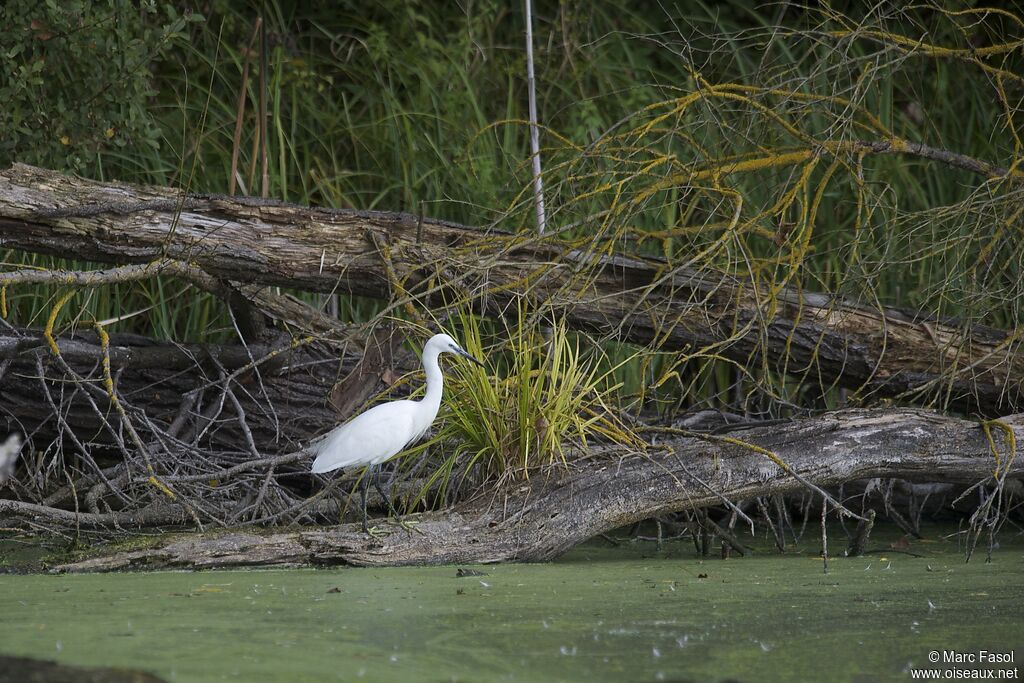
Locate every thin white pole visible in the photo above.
<box><xmin>524</xmin><ymin>0</ymin><xmax>547</xmax><ymax>234</ymax></box>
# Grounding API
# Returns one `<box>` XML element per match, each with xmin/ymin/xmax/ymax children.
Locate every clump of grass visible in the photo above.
<box><xmin>407</xmin><ymin>306</ymin><xmax>642</xmax><ymax>508</ymax></box>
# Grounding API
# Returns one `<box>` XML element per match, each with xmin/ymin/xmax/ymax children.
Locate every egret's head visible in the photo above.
<box><xmin>427</xmin><ymin>333</ymin><xmax>486</xmax><ymax>367</ymax></box>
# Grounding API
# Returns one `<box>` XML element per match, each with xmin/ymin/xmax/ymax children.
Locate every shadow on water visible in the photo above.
<box><xmin>0</xmin><ymin>523</ymin><xmax>1021</xmax><ymax>683</ymax></box>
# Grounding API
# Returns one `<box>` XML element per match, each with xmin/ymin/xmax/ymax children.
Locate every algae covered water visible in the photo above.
<box><xmin>1</xmin><ymin>527</ymin><xmax>1021</xmax><ymax>682</ymax></box>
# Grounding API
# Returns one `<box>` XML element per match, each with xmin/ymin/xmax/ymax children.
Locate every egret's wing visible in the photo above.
<box><xmin>310</xmin><ymin>401</ymin><xmax>418</xmax><ymax>474</ymax></box>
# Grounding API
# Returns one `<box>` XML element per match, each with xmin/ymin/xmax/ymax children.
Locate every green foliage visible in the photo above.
<box><xmin>3</xmin><ymin>0</ymin><xmax>677</xmax><ymax>340</ymax></box>
<box><xmin>4</xmin><ymin>0</ymin><xmax>1023</xmax><ymax>423</ymax></box>
<box><xmin>404</xmin><ymin>307</ymin><xmax>641</xmax><ymax>507</ymax></box>
<box><xmin>0</xmin><ymin>0</ymin><xmax>196</xmax><ymax>175</ymax></box>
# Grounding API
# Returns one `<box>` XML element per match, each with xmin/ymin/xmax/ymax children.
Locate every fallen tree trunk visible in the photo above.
<box><xmin>1</xmin><ymin>164</ymin><xmax>1020</xmax><ymax>415</ymax></box>
<box><xmin>53</xmin><ymin>408</ymin><xmax>1023</xmax><ymax>572</ymax></box>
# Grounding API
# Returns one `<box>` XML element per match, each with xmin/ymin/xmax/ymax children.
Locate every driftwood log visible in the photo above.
<box><xmin>1</xmin><ymin>164</ymin><xmax>1021</xmax><ymax>415</ymax></box>
<box><xmin>53</xmin><ymin>409</ymin><xmax>1023</xmax><ymax>572</ymax></box>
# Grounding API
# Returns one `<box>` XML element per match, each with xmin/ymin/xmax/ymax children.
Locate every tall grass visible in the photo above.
<box><xmin>400</xmin><ymin>304</ymin><xmax>642</xmax><ymax>508</ymax></box>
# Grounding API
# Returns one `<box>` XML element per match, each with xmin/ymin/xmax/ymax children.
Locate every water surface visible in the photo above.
<box><xmin>1</xmin><ymin>526</ymin><xmax>1021</xmax><ymax>682</ymax></box>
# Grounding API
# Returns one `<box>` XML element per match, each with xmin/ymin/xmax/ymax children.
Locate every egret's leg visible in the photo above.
<box><xmin>371</xmin><ymin>466</ymin><xmax>421</xmax><ymax>533</ymax></box>
<box><xmin>362</xmin><ymin>464</ymin><xmax>400</xmax><ymax>538</ymax></box>
<box><xmin>359</xmin><ymin>469</ymin><xmax>370</xmax><ymax>533</ymax></box>
<box><xmin>372</xmin><ymin>465</ymin><xmax>402</xmax><ymax>521</ymax></box>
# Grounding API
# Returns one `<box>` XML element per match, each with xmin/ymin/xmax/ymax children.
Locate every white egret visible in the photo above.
<box><xmin>309</xmin><ymin>333</ymin><xmax>484</xmax><ymax>530</ymax></box>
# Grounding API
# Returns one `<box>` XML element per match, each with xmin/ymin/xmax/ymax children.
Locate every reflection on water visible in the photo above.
<box><xmin>0</xmin><ymin>525</ymin><xmax>1021</xmax><ymax>682</ymax></box>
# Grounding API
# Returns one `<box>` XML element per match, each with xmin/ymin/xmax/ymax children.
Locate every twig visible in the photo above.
<box><xmin>853</xmin><ymin>139</ymin><xmax>1022</xmax><ymax>182</ymax></box>
<box><xmin>0</xmin><ymin>499</ymin><xmax>189</xmax><ymax>528</ymax></box>
<box><xmin>821</xmin><ymin>498</ymin><xmax>829</xmax><ymax>575</ymax></box>
<box><xmin>143</xmin><ymin>450</ymin><xmax>308</xmax><ymax>484</ymax></box>
<box><xmin>757</xmin><ymin>496</ymin><xmax>785</xmax><ymax>551</ymax></box>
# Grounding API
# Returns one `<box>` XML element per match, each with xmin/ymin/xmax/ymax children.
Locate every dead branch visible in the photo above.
<box><xmin>1</xmin><ymin>164</ymin><xmax>1021</xmax><ymax>415</ymax></box>
<box><xmin>0</xmin><ymin>322</ymin><xmax>381</xmax><ymax>527</ymax></box>
<box><xmin>52</xmin><ymin>408</ymin><xmax>1024</xmax><ymax>571</ymax></box>
<box><xmin>0</xmin><ymin>499</ymin><xmax>190</xmax><ymax>527</ymax></box>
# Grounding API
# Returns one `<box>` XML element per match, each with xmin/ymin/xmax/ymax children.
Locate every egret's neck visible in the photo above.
<box><xmin>420</xmin><ymin>347</ymin><xmax>444</xmax><ymax>414</ymax></box>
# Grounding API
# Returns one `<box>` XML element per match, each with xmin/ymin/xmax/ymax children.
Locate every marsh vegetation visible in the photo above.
<box><xmin>0</xmin><ymin>1</ymin><xmax>1021</xmax><ymax>573</ymax></box>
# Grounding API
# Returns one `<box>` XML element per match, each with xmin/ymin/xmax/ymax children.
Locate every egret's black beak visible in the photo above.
<box><xmin>456</xmin><ymin>347</ymin><xmax>486</xmax><ymax>368</ymax></box>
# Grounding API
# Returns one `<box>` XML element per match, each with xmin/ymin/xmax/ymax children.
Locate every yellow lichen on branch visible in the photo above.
<box><xmin>94</xmin><ymin>320</ymin><xmax>177</xmax><ymax>501</ymax></box>
<box><xmin>43</xmin><ymin>290</ymin><xmax>76</xmax><ymax>356</ymax></box>
<box><xmin>982</xmin><ymin>419</ymin><xmax>1018</xmax><ymax>479</ymax></box>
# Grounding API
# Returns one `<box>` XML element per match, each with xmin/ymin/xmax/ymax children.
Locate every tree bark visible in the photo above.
<box><xmin>52</xmin><ymin>408</ymin><xmax>1023</xmax><ymax>572</ymax></box>
<box><xmin>1</xmin><ymin>164</ymin><xmax>1020</xmax><ymax>415</ymax></box>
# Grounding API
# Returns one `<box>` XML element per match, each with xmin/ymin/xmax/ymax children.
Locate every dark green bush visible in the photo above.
<box><xmin>0</xmin><ymin>0</ymin><xmax>197</xmax><ymax>175</ymax></box>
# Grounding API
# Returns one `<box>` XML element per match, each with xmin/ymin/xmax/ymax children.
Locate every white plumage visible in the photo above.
<box><xmin>310</xmin><ymin>399</ymin><xmax>424</xmax><ymax>473</ymax></box>
<box><xmin>310</xmin><ymin>333</ymin><xmax>483</xmax><ymax>475</ymax></box>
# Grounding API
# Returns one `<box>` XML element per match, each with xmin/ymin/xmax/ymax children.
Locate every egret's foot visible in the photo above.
<box><xmin>365</xmin><ymin>524</ymin><xmax>394</xmax><ymax>539</ymax></box>
<box><xmin>388</xmin><ymin>517</ymin><xmax>423</xmax><ymax>534</ymax></box>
